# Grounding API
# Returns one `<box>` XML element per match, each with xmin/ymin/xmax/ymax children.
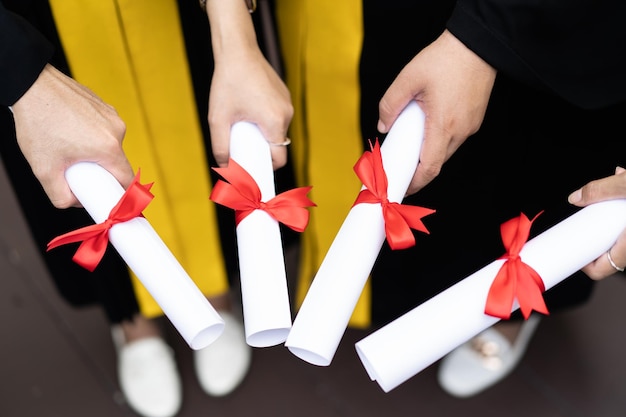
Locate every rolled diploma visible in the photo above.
<box><xmin>229</xmin><ymin>122</ymin><xmax>292</xmax><ymax>347</ymax></box>
<box><xmin>65</xmin><ymin>162</ymin><xmax>224</xmax><ymax>350</ymax></box>
<box><xmin>355</xmin><ymin>198</ymin><xmax>626</xmax><ymax>392</ymax></box>
<box><xmin>285</xmin><ymin>101</ymin><xmax>426</xmax><ymax>366</ymax></box>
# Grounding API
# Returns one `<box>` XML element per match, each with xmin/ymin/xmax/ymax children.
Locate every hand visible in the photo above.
<box><xmin>209</xmin><ymin>47</ymin><xmax>293</xmax><ymax>169</ymax></box>
<box><xmin>205</xmin><ymin>0</ymin><xmax>293</xmax><ymax>170</ymax></box>
<box><xmin>568</xmin><ymin>166</ymin><xmax>626</xmax><ymax>280</ymax></box>
<box><xmin>377</xmin><ymin>30</ymin><xmax>497</xmax><ymax>195</ymax></box>
<box><xmin>11</xmin><ymin>64</ymin><xmax>134</xmax><ymax>208</ymax></box>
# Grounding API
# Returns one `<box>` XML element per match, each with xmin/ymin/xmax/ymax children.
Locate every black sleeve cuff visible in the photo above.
<box><xmin>0</xmin><ymin>6</ymin><xmax>54</xmax><ymax>106</ymax></box>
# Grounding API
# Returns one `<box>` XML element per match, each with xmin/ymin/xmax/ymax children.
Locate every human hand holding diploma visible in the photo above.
<box><xmin>285</xmin><ymin>101</ymin><xmax>435</xmax><ymax>366</ymax></box>
<box><xmin>355</xmin><ymin>199</ymin><xmax>626</xmax><ymax>392</ymax></box>
<box><xmin>47</xmin><ymin>163</ymin><xmax>224</xmax><ymax>350</ymax></box>
<box><xmin>210</xmin><ymin>122</ymin><xmax>315</xmax><ymax>347</ymax></box>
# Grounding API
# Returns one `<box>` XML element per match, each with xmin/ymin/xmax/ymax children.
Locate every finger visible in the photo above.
<box><xmin>103</xmin><ymin>157</ymin><xmax>136</xmax><ymax>190</ymax></box>
<box><xmin>377</xmin><ymin>71</ymin><xmax>418</xmax><ymax>134</ymax></box>
<box><xmin>582</xmin><ymin>250</ymin><xmax>625</xmax><ymax>281</ymax></box>
<box><xmin>209</xmin><ymin>118</ymin><xmax>232</xmax><ymax>168</ymax></box>
<box><xmin>43</xmin><ymin>177</ymin><xmax>79</xmax><ymax>209</ymax></box>
<box><xmin>582</xmin><ymin>232</ymin><xmax>626</xmax><ymax>280</ymax></box>
<box><xmin>258</xmin><ymin>120</ymin><xmax>289</xmax><ymax>170</ymax></box>
<box><xmin>268</xmin><ymin>139</ymin><xmax>289</xmax><ymax>170</ymax></box>
<box><xmin>569</xmin><ymin>177</ymin><xmax>623</xmax><ymax>206</ymax></box>
<box><xmin>405</xmin><ymin>120</ymin><xmax>447</xmax><ymax>195</ymax></box>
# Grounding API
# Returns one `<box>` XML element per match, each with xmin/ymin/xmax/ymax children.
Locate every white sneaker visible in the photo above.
<box><xmin>111</xmin><ymin>326</ymin><xmax>182</xmax><ymax>417</ymax></box>
<box><xmin>437</xmin><ymin>314</ymin><xmax>542</xmax><ymax>398</ymax></box>
<box><xmin>193</xmin><ymin>312</ymin><xmax>252</xmax><ymax>397</ymax></box>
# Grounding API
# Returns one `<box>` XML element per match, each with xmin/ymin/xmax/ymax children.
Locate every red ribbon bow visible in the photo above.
<box><xmin>47</xmin><ymin>170</ymin><xmax>154</xmax><ymax>272</ymax></box>
<box><xmin>484</xmin><ymin>212</ymin><xmax>549</xmax><ymax>320</ymax></box>
<box><xmin>352</xmin><ymin>140</ymin><xmax>435</xmax><ymax>250</ymax></box>
<box><xmin>210</xmin><ymin>159</ymin><xmax>316</xmax><ymax>232</ymax></box>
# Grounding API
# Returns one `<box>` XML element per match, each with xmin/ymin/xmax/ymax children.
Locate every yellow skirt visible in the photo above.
<box><xmin>275</xmin><ymin>0</ymin><xmax>371</xmax><ymax>327</ymax></box>
<box><xmin>48</xmin><ymin>0</ymin><xmax>229</xmax><ymax>318</ymax></box>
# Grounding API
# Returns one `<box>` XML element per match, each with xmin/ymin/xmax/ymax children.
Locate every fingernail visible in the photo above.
<box><xmin>377</xmin><ymin>120</ymin><xmax>386</xmax><ymax>133</ymax></box>
<box><xmin>568</xmin><ymin>189</ymin><xmax>582</xmax><ymax>204</ymax></box>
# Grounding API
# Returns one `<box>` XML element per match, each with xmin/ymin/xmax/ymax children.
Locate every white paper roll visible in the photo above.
<box><xmin>285</xmin><ymin>101</ymin><xmax>426</xmax><ymax>366</ymax></box>
<box><xmin>65</xmin><ymin>162</ymin><xmax>224</xmax><ymax>350</ymax></box>
<box><xmin>355</xmin><ymin>199</ymin><xmax>626</xmax><ymax>392</ymax></box>
<box><xmin>229</xmin><ymin>122</ymin><xmax>292</xmax><ymax>347</ymax></box>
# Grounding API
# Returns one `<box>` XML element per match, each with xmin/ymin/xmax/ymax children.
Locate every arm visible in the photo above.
<box><xmin>0</xmin><ymin>2</ymin><xmax>53</xmax><ymax>106</ymax></box>
<box><xmin>202</xmin><ymin>0</ymin><xmax>293</xmax><ymax>169</ymax></box>
<box><xmin>11</xmin><ymin>64</ymin><xmax>134</xmax><ymax>208</ymax></box>
<box><xmin>568</xmin><ymin>167</ymin><xmax>626</xmax><ymax>280</ymax></box>
<box><xmin>378</xmin><ymin>0</ymin><xmax>626</xmax><ymax>195</ymax></box>
<box><xmin>1</xmin><ymin>3</ymin><xmax>134</xmax><ymax>208</ymax></box>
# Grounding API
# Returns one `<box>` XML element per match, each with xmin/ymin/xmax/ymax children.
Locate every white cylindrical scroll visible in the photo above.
<box><xmin>229</xmin><ymin>121</ymin><xmax>292</xmax><ymax>347</ymax></box>
<box><xmin>355</xmin><ymin>199</ymin><xmax>626</xmax><ymax>392</ymax></box>
<box><xmin>285</xmin><ymin>101</ymin><xmax>426</xmax><ymax>366</ymax></box>
<box><xmin>65</xmin><ymin>162</ymin><xmax>224</xmax><ymax>350</ymax></box>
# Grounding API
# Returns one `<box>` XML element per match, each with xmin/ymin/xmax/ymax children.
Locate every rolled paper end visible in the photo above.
<box><xmin>229</xmin><ymin>122</ymin><xmax>294</xmax><ymax>348</ymax></box>
<box><xmin>246</xmin><ymin>327</ymin><xmax>290</xmax><ymax>348</ymax></box>
<box><xmin>355</xmin><ymin>344</ymin><xmax>377</xmax><ymax>381</ymax></box>
<box><xmin>189</xmin><ymin>322</ymin><xmax>225</xmax><ymax>350</ymax></box>
<box><xmin>285</xmin><ymin>345</ymin><xmax>333</xmax><ymax>367</ymax></box>
<box><xmin>65</xmin><ymin>162</ymin><xmax>226</xmax><ymax>351</ymax></box>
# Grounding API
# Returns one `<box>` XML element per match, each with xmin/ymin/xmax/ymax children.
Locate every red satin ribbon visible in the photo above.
<box><xmin>484</xmin><ymin>212</ymin><xmax>549</xmax><ymax>320</ymax></box>
<box><xmin>210</xmin><ymin>159</ymin><xmax>316</xmax><ymax>232</ymax></box>
<box><xmin>352</xmin><ymin>140</ymin><xmax>435</xmax><ymax>250</ymax></box>
<box><xmin>47</xmin><ymin>170</ymin><xmax>154</xmax><ymax>272</ymax></box>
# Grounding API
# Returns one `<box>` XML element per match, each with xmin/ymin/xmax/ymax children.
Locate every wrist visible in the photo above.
<box><xmin>199</xmin><ymin>0</ymin><xmax>256</xmax><ymax>14</ymax></box>
<box><xmin>205</xmin><ymin>0</ymin><xmax>259</xmax><ymax>58</ymax></box>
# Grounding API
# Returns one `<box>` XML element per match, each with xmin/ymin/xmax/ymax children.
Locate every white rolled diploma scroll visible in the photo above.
<box><xmin>355</xmin><ymin>199</ymin><xmax>626</xmax><ymax>392</ymax></box>
<box><xmin>228</xmin><ymin>122</ymin><xmax>292</xmax><ymax>347</ymax></box>
<box><xmin>65</xmin><ymin>162</ymin><xmax>224</xmax><ymax>350</ymax></box>
<box><xmin>285</xmin><ymin>101</ymin><xmax>426</xmax><ymax>365</ymax></box>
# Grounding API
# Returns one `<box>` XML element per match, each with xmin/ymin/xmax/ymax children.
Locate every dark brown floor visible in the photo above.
<box><xmin>2</xmin><ymin>159</ymin><xmax>626</xmax><ymax>417</ymax></box>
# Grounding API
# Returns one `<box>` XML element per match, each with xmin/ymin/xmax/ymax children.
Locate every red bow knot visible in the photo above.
<box><xmin>47</xmin><ymin>170</ymin><xmax>154</xmax><ymax>272</ymax></box>
<box><xmin>210</xmin><ymin>159</ymin><xmax>316</xmax><ymax>232</ymax></box>
<box><xmin>484</xmin><ymin>212</ymin><xmax>549</xmax><ymax>320</ymax></box>
<box><xmin>352</xmin><ymin>140</ymin><xmax>435</xmax><ymax>250</ymax></box>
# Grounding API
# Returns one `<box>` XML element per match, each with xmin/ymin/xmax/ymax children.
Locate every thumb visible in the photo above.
<box><xmin>377</xmin><ymin>71</ymin><xmax>418</xmax><ymax>134</ymax></box>
<box><xmin>210</xmin><ymin>119</ymin><xmax>232</xmax><ymax>168</ymax></box>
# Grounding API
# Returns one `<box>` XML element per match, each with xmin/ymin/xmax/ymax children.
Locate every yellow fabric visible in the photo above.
<box><xmin>49</xmin><ymin>0</ymin><xmax>229</xmax><ymax>317</ymax></box>
<box><xmin>275</xmin><ymin>0</ymin><xmax>370</xmax><ymax>327</ymax></box>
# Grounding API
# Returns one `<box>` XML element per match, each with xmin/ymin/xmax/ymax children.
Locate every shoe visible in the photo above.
<box><xmin>111</xmin><ymin>326</ymin><xmax>182</xmax><ymax>417</ymax></box>
<box><xmin>437</xmin><ymin>314</ymin><xmax>542</xmax><ymax>398</ymax></box>
<box><xmin>193</xmin><ymin>312</ymin><xmax>252</xmax><ymax>397</ymax></box>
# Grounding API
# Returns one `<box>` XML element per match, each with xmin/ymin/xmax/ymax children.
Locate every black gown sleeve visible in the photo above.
<box><xmin>447</xmin><ymin>0</ymin><xmax>626</xmax><ymax>109</ymax></box>
<box><xmin>0</xmin><ymin>1</ymin><xmax>53</xmax><ymax>106</ymax></box>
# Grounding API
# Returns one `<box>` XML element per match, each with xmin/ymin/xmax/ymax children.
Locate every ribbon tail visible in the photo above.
<box><xmin>382</xmin><ymin>205</ymin><xmax>417</xmax><ymax>250</ymax></box>
<box><xmin>71</xmin><ymin>232</ymin><xmax>110</xmax><ymax>272</ymax></box>
<box><xmin>394</xmin><ymin>204</ymin><xmax>436</xmax><ymax>234</ymax></box>
<box><xmin>485</xmin><ymin>262</ymin><xmax>517</xmax><ymax>319</ymax></box>
<box><xmin>47</xmin><ymin>223</ymin><xmax>109</xmax><ymax>251</ymax></box>
<box><xmin>516</xmin><ymin>265</ymin><xmax>549</xmax><ymax>319</ymax></box>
